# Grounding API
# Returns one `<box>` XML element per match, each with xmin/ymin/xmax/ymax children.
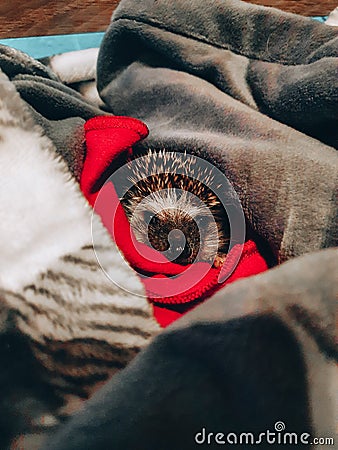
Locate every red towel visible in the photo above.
<box><xmin>81</xmin><ymin>116</ymin><xmax>269</xmax><ymax>327</ymax></box>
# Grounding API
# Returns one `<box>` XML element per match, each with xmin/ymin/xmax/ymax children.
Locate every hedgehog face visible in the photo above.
<box><xmin>129</xmin><ymin>190</ymin><xmax>217</xmax><ymax>264</ymax></box>
<box><xmin>120</xmin><ymin>150</ymin><xmax>230</xmax><ymax>266</ymax></box>
<box><xmin>123</xmin><ymin>188</ymin><xmax>229</xmax><ymax>265</ymax></box>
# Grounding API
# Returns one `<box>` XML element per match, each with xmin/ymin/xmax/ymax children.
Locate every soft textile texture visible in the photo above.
<box><xmin>0</xmin><ymin>70</ymin><xmax>160</xmax><ymax>448</ymax></box>
<box><xmin>98</xmin><ymin>0</ymin><xmax>338</xmax><ymax>263</ymax></box>
<box><xmin>0</xmin><ymin>0</ymin><xmax>337</xmax><ymax>449</ymax></box>
<box><xmin>43</xmin><ymin>248</ymin><xmax>337</xmax><ymax>450</ymax></box>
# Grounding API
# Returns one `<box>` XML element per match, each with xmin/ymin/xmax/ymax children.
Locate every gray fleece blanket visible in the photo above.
<box><xmin>0</xmin><ymin>0</ymin><xmax>337</xmax><ymax>449</ymax></box>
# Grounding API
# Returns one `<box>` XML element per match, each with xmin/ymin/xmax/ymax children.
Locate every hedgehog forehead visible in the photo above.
<box><xmin>130</xmin><ymin>174</ymin><xmax>220</xmax><ymax>205</ymax></box>
<box><xmin>135</xmin><ymin>189</ymin><xmax>209</xmax><ymax>219</ymax></box>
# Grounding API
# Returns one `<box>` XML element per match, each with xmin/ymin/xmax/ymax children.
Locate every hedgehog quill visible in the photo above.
<box><xmin>120</xmin><ymin>150</ymin><xmax>230</xmax><ymax>267</ymax></box>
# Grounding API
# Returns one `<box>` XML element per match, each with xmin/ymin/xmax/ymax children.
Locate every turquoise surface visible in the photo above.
<box><xmin>312</xmin><ymin>16</ymin><xmax>327</xmax><ymax>23</ymax></box>
<box><xmin>0</xmin><ymin>32</ymin><xmax>104</xmax><ymax>59</ymax></box>
<box><xmin>0</xmin><ymin>17</ymin><xmax>328</xmax><ymax>59</ymax></box>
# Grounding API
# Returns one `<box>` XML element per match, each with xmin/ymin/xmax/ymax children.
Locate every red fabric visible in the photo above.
<box><xmin>81</xmin><ymin>116</ymin><xmax>269</xmax><ymax>328</ymax></box>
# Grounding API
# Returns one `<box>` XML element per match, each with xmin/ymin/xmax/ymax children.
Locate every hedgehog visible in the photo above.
<box><xmin>119</xmin><ymin>150</ymin><xmax>230</xmax><ymax>267</ymax></box>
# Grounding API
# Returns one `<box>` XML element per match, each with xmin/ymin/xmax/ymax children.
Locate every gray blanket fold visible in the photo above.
<box><xmin>98</xmin><ymin>0</ymin><xmax>338</xmax><ymax>147</ymax></box>
<box><xmin>0</xmin><ymin>45</ymin><xmax>105</xmax><ymax>179</ymax></box>
<box><xmin>44</xmin><ymin>248</ymin><xmax>337</xmax><ymax>450</ymax></box>
<box><xmin>0</xmin><ymin>0</ymin><xmax>337</xmax><ymax>449</ymax></box>
<box><xmin>97</xmin><ymin>0</ymin><xmax>338</xmax><ymax>262</ymax></box>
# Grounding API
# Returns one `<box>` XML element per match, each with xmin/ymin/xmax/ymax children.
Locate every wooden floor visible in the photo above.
<box><xmin>246</xmin><ymin>0</ymin><xmax>336</xmax><ymax>16</ymax></box>
<box><xmin>0</xmin><ymin>0</ymin><xmax>336</xmax><ymax>39</ymax></box>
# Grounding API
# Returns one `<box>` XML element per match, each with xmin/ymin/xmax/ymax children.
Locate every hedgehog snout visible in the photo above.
<box><xmin>166</xmin><ymin>228</ymin><xmax>190</xmax><ymax>261</ymax></box>
<box><xmin>146</xmin><ymin>211</ymin><xmax>200</xmax><ymax>264</ymax></box>
<box><xmin>169</xmin><ymin>229</ymin><xmax>186</xmax><ymax>250</ymax></box>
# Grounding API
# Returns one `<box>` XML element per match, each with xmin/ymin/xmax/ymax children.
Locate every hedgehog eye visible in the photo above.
<box><xmin>143</xmin><ymin>210</ymin><xmax>154</xmax><ymax>223</ymax></box>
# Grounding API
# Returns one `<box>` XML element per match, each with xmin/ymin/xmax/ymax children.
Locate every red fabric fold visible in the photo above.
<box><xmin>81</xmin><ymin>116</ymin><xmax>149</xmax><ymax>205</ymax></box>
<box><xmin>81</xmin><ymin>116</ymin><xmax>269</xmax><ymax>327</ymax></box>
